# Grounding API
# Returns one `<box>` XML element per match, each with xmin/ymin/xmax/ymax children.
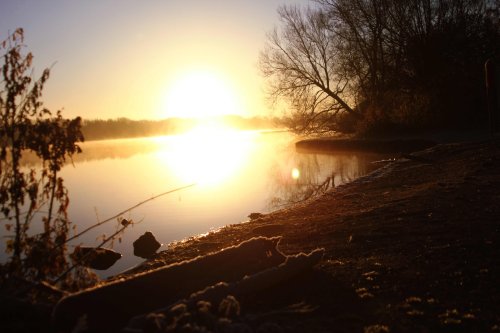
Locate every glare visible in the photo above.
<box><xmin>162</xmin><ymin>70</ymin><xmax>244</xmax><ymax>119</ymax></box>
<box><xmin>156</xmin><ymin>122</ymin><xmax>256</xmax><ymax>187</ymax></box>
<box><xmin>291</xmin><ymin>168</ymin><xmax>300</xmax><ymax>180</ymax></box>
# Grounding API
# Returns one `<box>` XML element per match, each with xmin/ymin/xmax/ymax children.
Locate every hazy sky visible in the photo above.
<box><xmin>0</xmin><ymin>0</ymin><xmax>311</xmax><ymax>120</ymax></box>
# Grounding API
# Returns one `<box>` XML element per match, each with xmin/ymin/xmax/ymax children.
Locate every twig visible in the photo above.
<box><xmin>12</xmin><ymin>184</ymin><xmax>195</xmax><ymax>291</ymax></box>
<box><xmin>63</xmin><ymin>183</ymin><xmax>195</xmax><ymax>244</ymax></box>
<box><xmin>50</xmin><ymin>184</ymin><xmax>195</xmax><ymax>286</ymax></box>
<box><xmin>51</xmin><ymin>219</ymin><xmax>135</xmax><ymax>285</ymax></box>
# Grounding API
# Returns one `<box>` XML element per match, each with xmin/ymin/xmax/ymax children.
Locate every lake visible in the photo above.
<box><xmin>1</xmin><ymin>126</ymin><xmax>385</xmax><ymax>277</ymax></box>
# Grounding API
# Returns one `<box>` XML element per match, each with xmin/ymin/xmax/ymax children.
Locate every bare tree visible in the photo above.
<box><xmin>323</xmin><ymin>0</ymin><xmax>393</xmax><ymax>99</ymax></box>
<box><xmin>264</xmin><ymin>0</ymin><xmax>498</xmax><ymax>135</ymax></box>
<box><xmin>260</xmin><ymin>5</ymin><xmax>361</xmax><ymax>134</ymax></box>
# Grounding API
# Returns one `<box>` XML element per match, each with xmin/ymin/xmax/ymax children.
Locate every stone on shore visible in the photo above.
<box><xmin>133</xmin><ymin>231</ymin><xmax>161</xmax><ymax>259</ymax></box>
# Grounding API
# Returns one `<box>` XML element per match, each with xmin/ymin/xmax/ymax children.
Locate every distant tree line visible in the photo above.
<box><xmin>261</xmin><ymin>0</ymin><xmax>499</xmax><ymax>136</ymax></box>
<box><xmin>82</xmin><ymin>118</ymin><xmax>195</xmax><ymax>141</ymax></box>
<box><xmin>81</xmin><ymin>116</ymin><xmax>280</xmax><ymax>141</ymax></box>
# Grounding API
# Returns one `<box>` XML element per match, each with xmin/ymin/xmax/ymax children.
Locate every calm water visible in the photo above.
<box><xmin>1</xmin><ymin>127</ymin><xmax>384</xmax><ymax>277</ymax></box>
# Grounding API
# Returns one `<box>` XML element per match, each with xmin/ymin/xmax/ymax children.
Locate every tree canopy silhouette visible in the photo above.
<box><xmin>261</xmin><ymin>0</ymin><xmax>499</xmax><ymax>135</ymax></box>
<box><xmin>260</xmin><ymin>6</ymin><xmax>361</xmax><ymax>134</ymax></box>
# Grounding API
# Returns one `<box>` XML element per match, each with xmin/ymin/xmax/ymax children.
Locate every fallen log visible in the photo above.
<box><xmin>52</xmin><ymin>237</ymin><xmax>284</xmax><ymax>333</ymax></box>
<box><xmin>125</xmin><ymin>248</ymin><xmax>325</xmax><ymax>332</ymax></box>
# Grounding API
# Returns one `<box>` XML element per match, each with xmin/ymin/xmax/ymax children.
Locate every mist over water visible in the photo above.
<box><xmin>1</xmin><ymin>130</ymin><xmax>384</xmax><ymax>278</ymax></box>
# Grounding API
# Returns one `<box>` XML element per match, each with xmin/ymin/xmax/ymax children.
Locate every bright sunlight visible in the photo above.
<box><xmin>162</xmin><ymin>70</ymin><xmax>244</xmax><ymax>119</ymax></box>
<box><xmin>155</xmin><ymin>122</ymin><xmax>256</xmax><ymax>187</ymax></box>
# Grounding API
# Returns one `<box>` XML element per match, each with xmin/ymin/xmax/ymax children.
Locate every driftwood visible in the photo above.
<box><xmin>125</xmin><ymin>248</ymin><xmax>325</xmax><ymax>332</ymax></box>
<box><xmin>52</xmin><ymin>237</ymin><xmax>284</xmax><ymax>333</ymax></box>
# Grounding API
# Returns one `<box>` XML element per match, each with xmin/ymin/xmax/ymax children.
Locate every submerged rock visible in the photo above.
<box><xmin>133</xmin><ymin>231</ymin><xmax>161</xmax><ymax>259</ymax></box>
<box><xmin>72</xmin><ymin>246</ymin><xmax>122</xmax><ymax>270</ymax></box>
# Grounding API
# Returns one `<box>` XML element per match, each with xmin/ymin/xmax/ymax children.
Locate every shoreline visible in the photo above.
<box><xmin>3</xmin><ymin>137</ymin><xmax>499</xmax><ymax>332</ymax></box>
<box><xmin>295</xmin><ymin>137</ymin><xmax>437</xmax><ymax>154</ymax></box>
<box><xmin>123</xmin><ymin>137</ymin><xmax>500</xmax><ymax>332</ymax></box>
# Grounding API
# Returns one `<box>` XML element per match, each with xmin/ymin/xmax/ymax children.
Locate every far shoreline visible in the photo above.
<box><xmin>295</xmin><ymin>137</ymin><xmax>438</xmax><ymax>154</ymax></box>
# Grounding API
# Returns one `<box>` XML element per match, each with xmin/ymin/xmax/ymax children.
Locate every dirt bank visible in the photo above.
<box><xmin>131</xmin><ymin>138</ymin><xmax>500</xmax><ymax>332</ymax></box>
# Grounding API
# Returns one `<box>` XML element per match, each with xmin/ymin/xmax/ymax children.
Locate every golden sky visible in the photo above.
<box><xmin>0</xmin><ymin>0</ymin><xmax>310</xmax><ymax>120</ymax></box>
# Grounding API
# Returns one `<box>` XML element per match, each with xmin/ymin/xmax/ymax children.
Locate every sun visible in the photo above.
<box><xmin>162</xmin><ymin>70</ymin><xmax>244</xmax><ymax>119</ymax></box>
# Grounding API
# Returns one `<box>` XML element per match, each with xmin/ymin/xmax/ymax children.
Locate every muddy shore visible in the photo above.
<box><xmin>128</xmin><ymin>137</ymin><xmax>500</xmax><ymax>332</ymax></box>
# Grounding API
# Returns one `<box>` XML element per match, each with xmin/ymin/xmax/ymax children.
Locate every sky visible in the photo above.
<box><xmin>0</xmin><ymin>0</ymin><xmax>311</xmax><ymax>120</ymax></box>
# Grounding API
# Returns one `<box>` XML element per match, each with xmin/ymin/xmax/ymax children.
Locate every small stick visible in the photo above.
<box><xmin>64</xmin><ymin>183</ymin><xmax>195</xmax><ymax>244</ymax></box>
<box><xmin>48</xmin><ymin>184</ymin><xmax>195</xmax><ymax>286</ymax></box>
<box><xmin>51</xmin><ymin>219</ymin><xmax>137</xmax><ymax>285</ymax></box>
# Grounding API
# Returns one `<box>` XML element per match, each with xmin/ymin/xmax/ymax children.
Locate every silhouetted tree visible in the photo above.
<box><xmin>320</xmin><ymin>0</ymin><xmax>398</xmax><ymax>132</ymax></box>
<box><xmin>262</xmin><ymin>0</ymin><xmax>499</xmax><ymax>135</ymax></box>
<box><xmin>325</xmin><ymin>0</ymin><xmax>499</xmax><ymax>132</ymax></box>
<box><xmin>260</xmin><ymin>5</ymin><xmax>361</xmax><ymax>134</ymax></box>
<box><xmin>0</xmin><ymin>28</ymin><xmax>85</xmax><ymax>284</ymax></box>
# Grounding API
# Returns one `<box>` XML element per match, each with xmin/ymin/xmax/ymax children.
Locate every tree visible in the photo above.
<box><xmin>260</xmin><ymin>5</ymin><xmax>361</xmax><ymax>134</ymax></box>
<box><xmin>262</xmin><ymin>0</ymin><xmax>499</xmax><ymax>135</ymax></box>
<box><xmin>0</xmin><ymin>28</ymin><xmax>85</xmax><ymax>284</ymax></box>
<box><xmin>324</xmin><ymin>0</ymin><xmax>498</xmax><ymax>130</ymax></box>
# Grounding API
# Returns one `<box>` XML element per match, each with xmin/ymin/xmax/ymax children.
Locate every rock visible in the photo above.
<box><xmin>133</xmin><ymin>231</ymin><xmax>162</xmax><ymax>259</ymax></box>
<box><xmin>248</xmin><ymin>212</ymin><xmax>264</xmax><ymax>220</ymax></box>
<box><xmin>72</xmin><ymin>246</ymin><xmax>122</xmax><ymax>270</ymax></box>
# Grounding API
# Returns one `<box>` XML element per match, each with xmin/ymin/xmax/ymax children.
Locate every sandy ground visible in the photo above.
<box><xmin>131</xmin><ymin>138</ymin><xmax>500</xmax><ymax>332</ymax></box>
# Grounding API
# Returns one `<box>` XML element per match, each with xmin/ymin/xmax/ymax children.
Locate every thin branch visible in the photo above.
<box><xmin>51</xmin><ymin>218</ymin><xmax>142</xmax><ymax>285</ymax></box>
<box><xmin>51</xmin><ymin>183</ymin><xmax>196</xmax><ymax>284</ymax></box>
<box><xmin>63</xmin><ymin>183</ymin><xmax>196</xmax><ymax>245</ymax></box>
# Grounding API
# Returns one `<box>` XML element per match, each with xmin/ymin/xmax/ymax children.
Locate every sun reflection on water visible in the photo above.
<box><xmin>155</xmin><ymin>122</ymin><xmax>256</xmax><ymax>187</ymax></box>
<box><xmin>18</xmin><ymin>131</ymin><xmax>383</xmax><ymax>278</ymax></box>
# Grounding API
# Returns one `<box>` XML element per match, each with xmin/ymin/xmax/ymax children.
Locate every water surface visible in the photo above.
<box><xmin>1</xmin><ymin>128</ymin><xmax>385</xmax><ymax>277</ymax></box>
